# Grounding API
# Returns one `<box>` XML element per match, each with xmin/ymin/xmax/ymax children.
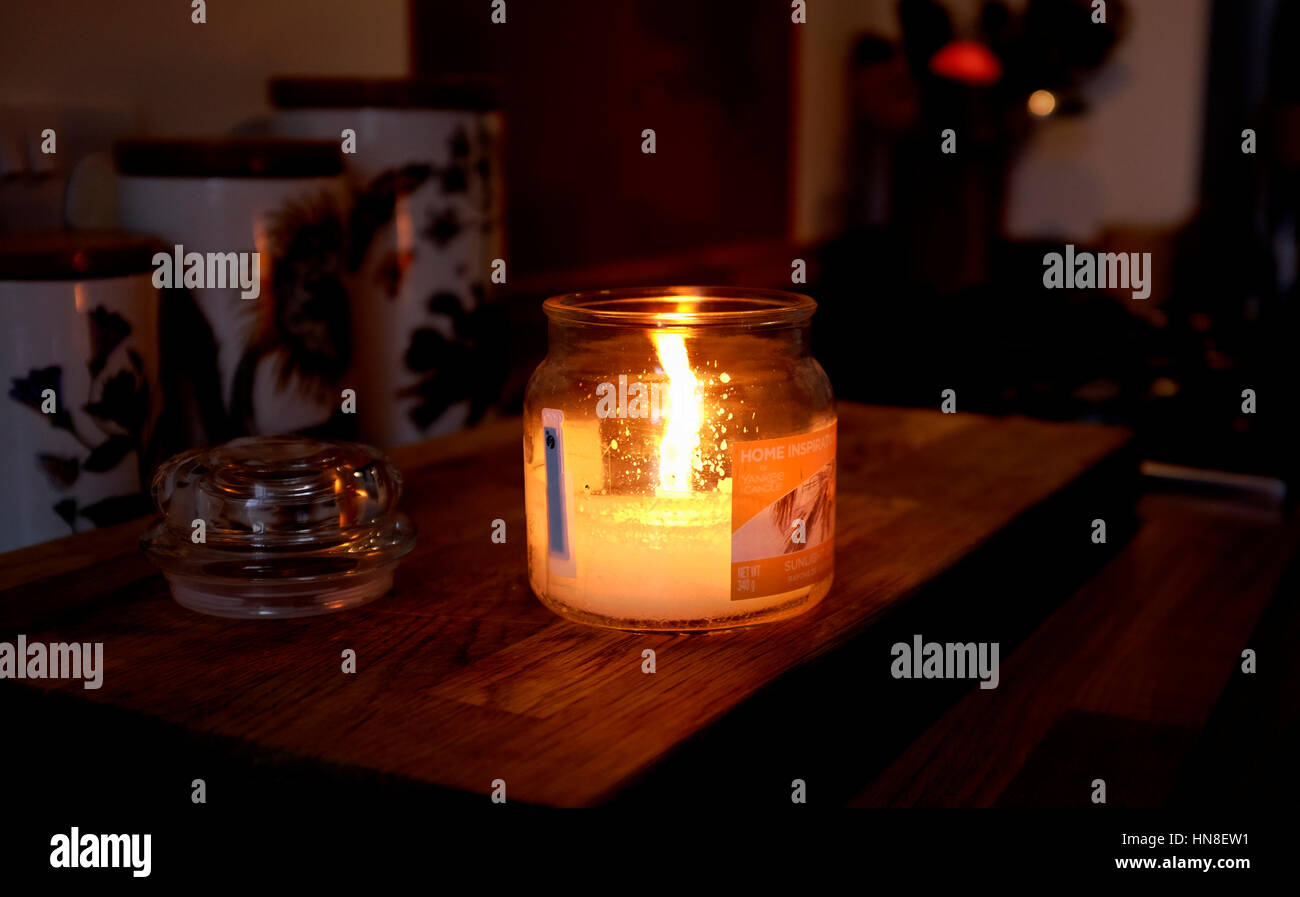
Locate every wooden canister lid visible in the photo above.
<box><xmin>114</xmin><ymin>138</ymin><xmax>344</xmax><ymax>179</ymax></box>
<box><xmin>269</xmin><ymin>76</ymin><xmax>502</xmax><ymax>111</ymax></box>
<box><xmin>0</xmin><ymin>229</ymin><xmax>165</xmax><ymax>280</ymax></box>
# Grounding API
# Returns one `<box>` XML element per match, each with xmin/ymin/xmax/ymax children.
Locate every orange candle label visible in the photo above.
<box><xmin>730</xmin><ymin>421</ymin><xmax>836</xmax><ymax>600</ymax></box>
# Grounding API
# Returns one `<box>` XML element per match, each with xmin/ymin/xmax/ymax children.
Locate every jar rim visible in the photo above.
<box><xmin>543</xmin><ymin>286</ymin><xmax>816</xmax><ymax>327</ymax></box>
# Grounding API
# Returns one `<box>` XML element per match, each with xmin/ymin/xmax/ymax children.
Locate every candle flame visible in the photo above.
<box><xmin>651</xmin><ymin>330</ymin><xmax>700</xmax><ymax>493</ymax></box>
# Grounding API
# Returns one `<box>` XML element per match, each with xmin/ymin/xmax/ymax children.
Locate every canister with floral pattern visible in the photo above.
<box><xmin>0</xmin><ymin>230</ymin><xmax>164</xmax><ymax>551</ymax></box>
<box><xmin>114</xmin><ymin>138</ymin><xmax>350</xmax><ymax>445</ymax></box>
<box><xmin>270</xmin><ymin>77</ymin><xmax>505</xmax><ymax>446</ymax></box>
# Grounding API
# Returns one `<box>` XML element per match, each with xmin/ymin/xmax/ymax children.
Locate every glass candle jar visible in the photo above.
<box><xmin>523</xmin><ymin>287</ymin><xmax>836</xmax><ymax>632</ymax></box>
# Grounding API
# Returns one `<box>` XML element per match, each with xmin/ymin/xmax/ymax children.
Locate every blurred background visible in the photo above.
<box><xmin>1</xmin><ymin>0</ymin><xmax>1296</xmax><ymax>548</ymax></box>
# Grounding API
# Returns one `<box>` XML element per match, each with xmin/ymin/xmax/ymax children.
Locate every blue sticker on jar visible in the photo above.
<box><xmin>541</xmin><ymin>408</ymin><xmax>575</xmax><ymax>578</ymax></box>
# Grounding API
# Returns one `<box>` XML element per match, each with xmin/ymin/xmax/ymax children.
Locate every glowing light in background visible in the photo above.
<box><xmin>929</xmin><ymin>39</ymin><xmax>1003</xmax><ymax>87</ymax></box>
<box><xmin>1028</xmin><ymin>89</ymin><xmax>1057</xmax><ymax>117</ymax></box>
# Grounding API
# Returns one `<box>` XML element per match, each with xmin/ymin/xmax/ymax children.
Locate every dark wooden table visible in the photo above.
<box><xmin>0</xmin><ymin>403</ymin><xmax>1136</xmax><ymax>807</ymax></box>
<box><xmin>854</xmin><ymin>486</ymin><xmax>1300</xmax><ymax>808</ymax></box>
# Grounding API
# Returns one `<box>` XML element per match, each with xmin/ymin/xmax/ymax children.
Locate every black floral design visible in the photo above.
<box><xmin>78</xmin><ymin>493</ymin><xmax>152</xmax><ymax>528</ymax></box>
<box><xmin>10</xmin><ymin>366</ymin><xmax>73</xmax><ymax>432</ymax></box>
<box><xmin>84</xmin><ymin>369</ymin><xmax>149</xmax><ymax>433</ymax></box>
<box><xmin>440</xmin><ymin>164</ymin><xmax>468</xmax><ymax>195</ymax></box>
<box><xmin>344</xmin><ymin>123</ymin><xmax>504</xmax><ymax>435</ymax></box>
<box><xmin>422</xmin><ymin>207</ymin><xmax>463</xmax><ymax>246</ymax></box>
<box><xmin>154</xmin><ymin>282</ymin><xmax>231</xmax><ymax>449</ymax></box>
<box><xmin>82</xmin><ymin>435</ymin><xmax>135</xmax><ymax>473</ymax></box>
<box><xmin>53</xmin><ymin>498</ymin><xmax>77</xmax><ymax>530</ymax></box>
<box><xmin>9</xmin><ymin>306</ymin><xmax>156</xmax><ymax>534</ymax></box>
<box><xmin>402</xmin><ymin>288</ymin><xmax>505</xmax><ymax>430</ymax></box>
<box><xmin>230</xmin><ymin>191</ymin><xmax>352</xmax><ymax>437</ymax></box>
<box><xmin>346</xmin><ymin>164</ymin><xmax>435</xmax><ymax>272</ymax></box>
<box><xmin>450</xmin><ymin>129</ymin><xmax>470</xmax><ymax>160</ymax></box>
<box><xmin>87</xmin><ymin>307</ymin><xmax>131</xmax><ymax>377</ymax></box>
<box><xmin>37</xmin><ymin>454</ymin><xmax>79</xmax><ymax>489</ymax></box>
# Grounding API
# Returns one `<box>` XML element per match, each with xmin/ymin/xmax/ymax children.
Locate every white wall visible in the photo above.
<box><xmin>0</xmin><ymin>0</ymin><xmax>409</xmax><ymax>135</ymax></box>
<box><xmin>1005</xmin><ymin>0</ymin><xmax>1210</xmax><ymax>240</ymax></box>
<box><xmin>792</xmin><ymin>0</ymin><xmax>899</xmax><ymax>243</ymax></box>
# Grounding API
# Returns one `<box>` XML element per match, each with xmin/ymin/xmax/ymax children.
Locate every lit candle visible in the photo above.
<box><xmin>524</xmin><ymin>288</ymin><xmax>836</xmax><ymax>632</ymax></box>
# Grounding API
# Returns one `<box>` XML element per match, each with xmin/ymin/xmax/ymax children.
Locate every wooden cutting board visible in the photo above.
<box><xmin>0</xmin><ymin>403</ymin><xmax>1133</xmax><ymax>806</ymax></box>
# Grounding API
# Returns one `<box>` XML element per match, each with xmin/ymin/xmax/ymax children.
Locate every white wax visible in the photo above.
<box><xmin>524</xmin><ymin>419</ymin><xmax>821</xmax><ymax>624</ymax></box>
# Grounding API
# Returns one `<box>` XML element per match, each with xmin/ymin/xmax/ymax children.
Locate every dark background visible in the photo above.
<box><xmin>3</xmin><ymin>0</ymin><xmax>1295</xmax><ymax>485</ymax></box>
<box><xmin>412</xmin><ymin>0</ymin><xmax>1298</xmax><ymax>487</ymax></box>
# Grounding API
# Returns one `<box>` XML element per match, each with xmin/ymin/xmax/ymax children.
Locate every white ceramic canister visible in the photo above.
<box><xmin>0</xmin><ymin>230</ymin><xmax>163</xmax><ymax>552</ymax></box>
<box><xmin>270</xmin><ymin>77</ymin><xmax>505</xmax><ymax>447</ymax></box>
<box><xmin>114</xmin><ymin>138</ymin><xmax>350</xmax><ymax>443</ymax></box>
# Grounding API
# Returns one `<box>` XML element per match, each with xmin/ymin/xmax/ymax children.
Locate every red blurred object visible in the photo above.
<box><xmin>929</xmin><ymin>39</ymin><xmax>1003</xmax><ymax>86</ymax></box>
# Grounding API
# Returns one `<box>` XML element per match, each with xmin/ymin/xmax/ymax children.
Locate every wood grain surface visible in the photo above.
<box><xmin>0</xmin><ymin>403</ymin><xmax>1133</xmax><ymax>806</ymax></box>
<box><xmin>853</xmin><ymin>491</ymin><xmax>1300</xmax><ymax>808</ymax></box>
